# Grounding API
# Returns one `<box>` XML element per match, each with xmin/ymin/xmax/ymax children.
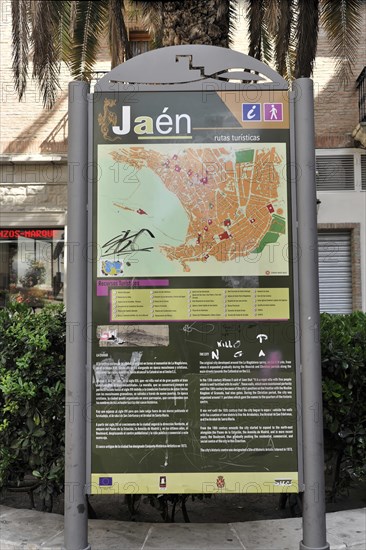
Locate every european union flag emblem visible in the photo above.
<box><xmin>99</xmin><ymin>477</ymin><xmax>113</xmax><ymax>486</ymax></box>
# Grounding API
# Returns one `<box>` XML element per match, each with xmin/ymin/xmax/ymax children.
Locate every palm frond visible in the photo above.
<box><xmin>284</xmin><ymin>35</ymin><xmax>297</xmax><ymax>81</ymax></box>
<box><xmin>228</xmin><ymin>0</ymin><xmax>238</xmax><ymax>47</ymax></box>
<box><xmin>11</xmin><ymin>0</ymin><xmax>30</xmax><ymax>100</ymax></box>
<box><xmin>31</xmin><ymin>0</ymin><xmax>62</xmax><ymax>108</ymax></box>
<box><xmin>274</xmin><ymin>0</ymin><xmax>294</xmax><ymax>76</ymax></box>
<box><xmin>69</xmin><ymin>0</ymin><xmax>77</xmax><ymax>37</ymax></box>
<box><xmin>261</xmin><ymin>14</ymin><xmax>274</xmax><ymax>66</ymax></box>
<box><xmin>321</xmin><ymin>0</ymin><xmax>363</xmax><ymax>84</ymax></box>
<box><xmin>70</xmin><ymin>0</ymin><xmax>109</xmax><ymax>80</ymax></box>
<box><xmin>109</xmin><ymin>0</ymin><xmax>131</xmax><ymax>66</ymax></box>
<box><xmin>263</xmin><ymin>0</ymin><xmax>281</xmax><ymax>36</ymax></box>
<box><xmin>57</xmin><ymin>1</ymin><xmax>74</xmax><ymax>64</ymax></box>
<box><xmin>295</xmin><ymin>0</ymin><xmax>319</xmax><ymax>78</ymax></box>
<box><xmin>247</xmin><ymin>0</ymin><xmax>265</xmax><ymax>60</ymax></box>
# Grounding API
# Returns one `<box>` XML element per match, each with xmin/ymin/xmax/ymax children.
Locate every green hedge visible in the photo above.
<box><xmin>0</xmin><ymin>302</ymin><xmax>65</xmax><ymax>507</ymax></box>
<box><xmin>321</xmin><ymin>311</ymin><xmax>366</xmax><ymax>498</ymax></box>
<box><xmin>0</xmin><ymin>304</ymin><xmax>365</xmax><ymax>505</ymax></box>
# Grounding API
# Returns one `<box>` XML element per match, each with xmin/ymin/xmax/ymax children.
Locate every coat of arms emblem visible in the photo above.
<box><xmin>216</xmin><ymin>475</ymin><xmax>225</xmax><ymax>489</ymax></box>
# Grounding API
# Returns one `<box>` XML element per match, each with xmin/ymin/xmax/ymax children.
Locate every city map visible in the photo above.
<box><xmin>97</xmin><ymin>143</ymin><xmax>289</xmax><ymax>277</ymax></box>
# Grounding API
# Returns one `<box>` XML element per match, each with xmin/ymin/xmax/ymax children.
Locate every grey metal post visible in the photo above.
<box><xmin>64</xmin><ymin>81</ymin><xmax>91</xmax><ymax>550</ymax></box>
<box><xmin>294</xmin><ymin>78</ymin><xmax>330</xmax><ymax>550</ymax></box>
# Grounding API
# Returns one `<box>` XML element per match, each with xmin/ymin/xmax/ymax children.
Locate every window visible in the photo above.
<box><xmin>0</xmin><ymin>229</ymin><xmax>64</xmax><ymax>307</ymax></box>
<box><xmin>129</xmin><ymin>30</ymin><xmax>150</xmax><ymax>57</ymax></box>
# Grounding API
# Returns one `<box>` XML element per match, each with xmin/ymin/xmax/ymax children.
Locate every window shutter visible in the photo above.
<box><xmin>318</xmin><ymin>232</ymin><xmax>352</xmax><ymax>314</ymax></box>
<box><xmin>316</xmin><ymin>156</ymin><xmax>354</xmax><ymax>190</ymax></box>
<box><xmin>361</xmin><ymin>155</ymin><xmax>366</xmax><ymax>191</ymax></box>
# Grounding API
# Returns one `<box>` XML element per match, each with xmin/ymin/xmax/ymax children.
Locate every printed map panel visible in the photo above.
<box><xmin>97</xmin><ymin>143</ymin><xmax>288</xmax><ymax>277</ymax></box>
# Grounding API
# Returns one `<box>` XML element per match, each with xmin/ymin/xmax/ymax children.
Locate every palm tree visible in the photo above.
<box><xmin>11</xmin><ymin>0</ymin><xmax>363</xmax><ymax>108</ymax></box>
<box><xmin>11</xmin><ymin>0</ymin><xmax>132</xmax><ymax>108</ymax></box>
<box><xmin>246</xmin><ymin>0</ymin><xmax>363</xmax><ymax>82</ymax></box>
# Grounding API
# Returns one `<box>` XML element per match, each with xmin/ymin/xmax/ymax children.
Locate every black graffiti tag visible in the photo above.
<box><xmin>102</xmin><ymin>229</ymin><xmax>155</xmax><ymax>257</ymax></box>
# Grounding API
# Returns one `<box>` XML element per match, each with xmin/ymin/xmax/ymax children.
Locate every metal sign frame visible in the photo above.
<box><xmin>65</xmin><ymin>45</ymin><xmax>329</xmax><ymax>550</ymax></box>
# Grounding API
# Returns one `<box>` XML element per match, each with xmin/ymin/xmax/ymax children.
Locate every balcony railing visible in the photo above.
<box><xmin>357</xmin><ymin>67</ymin><xmax>366</xmax><ymax>123</ymax></box>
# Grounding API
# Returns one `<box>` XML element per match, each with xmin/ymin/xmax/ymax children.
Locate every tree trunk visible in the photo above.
<box><xmin>160</xmin><ymin>0</ymin><xmax>231</xmax><ymax>48</ymax></box>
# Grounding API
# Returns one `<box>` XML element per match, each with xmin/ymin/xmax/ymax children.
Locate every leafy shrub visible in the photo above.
<box><xmin>321</xmin><ymin>311</ymin><xmax>366</xmax><ymax>498</ymax></box>
<box><xmin>0</xmin><ymin>302</ymin><xmax>65</xmax><ymax>508</ymax></box>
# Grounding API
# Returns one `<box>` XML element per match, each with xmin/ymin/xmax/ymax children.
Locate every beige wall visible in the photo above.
<box><xmin>0</xmin><ymin>0</ymin><xmax>111</xmax><ymax>155</ymax></box>
<box><xmin>313</xmin><ymin>23</ymin><xmax>366</xmax><ymax>148</ymax></box>
<box><xmin>0</xmin><ymin>1</ymin><xmax>68</xmax><ymax>155</ymax></box>
<box><xmin>0</xmin><ymin>0</ymin><xmax>109</xmax><ymax>227</ymax></box>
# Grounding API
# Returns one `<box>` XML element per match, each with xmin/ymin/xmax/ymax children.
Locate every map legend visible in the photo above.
<box><xmin>110</xmin><ymin>287</ymin><xmax>289</xmax><ymax>322</ymax></box>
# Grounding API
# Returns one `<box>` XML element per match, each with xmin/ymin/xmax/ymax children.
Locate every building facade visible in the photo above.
<box><xmin>1</xmin><ymin>0</ymin><xmax>365</xmax><ymax>311</ymax></box>
<box><xmin>233</xmin><ymin>1</ymin><xmax>366</xmax><ymax>314</ymax></box>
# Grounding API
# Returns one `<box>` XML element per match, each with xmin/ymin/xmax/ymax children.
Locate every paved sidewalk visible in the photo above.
<box><xmin>0</xmin><ymin>505</ymin><xmax>365</xmax><ymax>549</ymax></box>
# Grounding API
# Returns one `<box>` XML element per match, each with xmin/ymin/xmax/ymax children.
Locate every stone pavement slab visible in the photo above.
<box><xmin>326</xmin><ymin>508</ymin><xmax>366</xmax><ymax>549</ymax></box>
<box><xmin>232</xmin><ymin>516</ymin><xmax>303</xmax><ymax>550</ymax></box>
<box><xmin>0</xmin><ymin>506</ymin><xmax>64</xmax><ymax>550</ymax></box>
<box><xmin>39</xmin><ymin>519</ymin><xmax>151</xmax><ymax>550</ymax></box>
<box><xmin>0</xmin><ymin>505</ymin><xmax>365</xmax><ymax>550</ymax></box>
<box><xmin>142</xmin><ymin>523</ymin><xmax>244</xmax><ymax>549</ymax></box>
<box><xmin>231</xmin><ymin>509</ymin><xmax>365</xmax><ymax>550</ymax></box>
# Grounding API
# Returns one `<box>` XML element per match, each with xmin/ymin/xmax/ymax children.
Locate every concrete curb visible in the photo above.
<box><xmin>0</xmin><ymin>505</ymin><xmax>365</xmax><ymax>550</ymax></box>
